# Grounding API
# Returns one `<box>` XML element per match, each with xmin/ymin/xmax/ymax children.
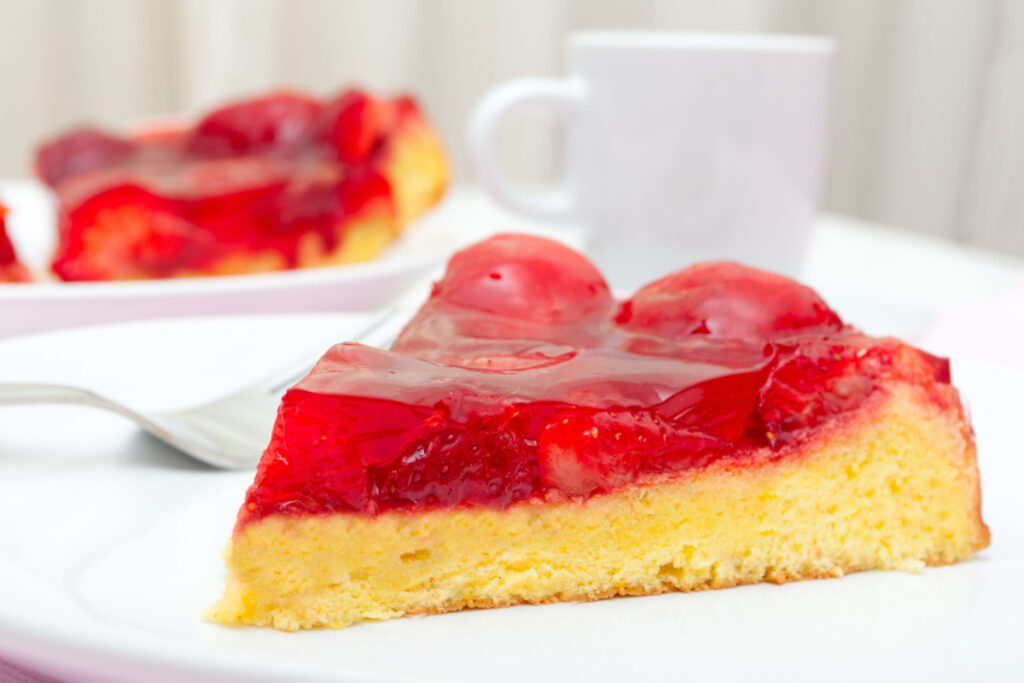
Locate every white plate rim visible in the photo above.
<box><xmin>0</xmin><ymin>248</ymin><xmax>448</xmax><ymax>301</ymax></box>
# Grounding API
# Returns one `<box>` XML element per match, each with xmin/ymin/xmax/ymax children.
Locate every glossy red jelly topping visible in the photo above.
<box><xmin>36</xmin><ymin>89</ymin><xmax>422</xmax><ymax>280</ymax></box>
<box><xmin>239</xmin><ymin>235</ymin><xmax>950</xmax><ymax>525</ymax></box>
<box><xmin>0</xmin><ymin>204</ymin><xmax>30</xmax><ymax>283</ymax></box>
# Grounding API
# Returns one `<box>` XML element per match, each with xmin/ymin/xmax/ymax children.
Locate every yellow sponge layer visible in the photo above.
<box><xmin>209</xmin><ymin>383</ymin><xmax>989</xmax><ymax>631</ymax></box>
<box><xmin>295</xmin><ymin>215</ymin><xmax>398</xmax><ymax>269</ymax></box>
<box><xmin>170</xmin><ymin>215</ymin><xmax>399</xmax><ymax>277</ymax></box>
<box><xmin>384</xmin><ymin>118</ymin><xmax>449</xmax><ymax>228</ymax></box>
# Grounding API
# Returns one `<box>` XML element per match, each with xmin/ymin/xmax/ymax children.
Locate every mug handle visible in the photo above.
<box><xmin>468</xmin><ymin>78</ymin><xmax>584</xmax><ymax>222</ymax></box>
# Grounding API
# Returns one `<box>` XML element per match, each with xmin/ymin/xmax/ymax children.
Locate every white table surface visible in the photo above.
<box><xmin>806</xmin><ymin>212</ymin><xmax>1024</xmax><ymax>317</ymax></box>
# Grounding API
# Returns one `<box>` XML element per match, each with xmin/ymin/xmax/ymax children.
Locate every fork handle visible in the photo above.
<box><xmin>0</xmin><ymin>382</ymin><xmax>107</xmax><ymax>407</ymax></box>
<box><xmin>0</xmin><ymin>382</ymin><xmax>158</xmax><ymax>431</ymax></box>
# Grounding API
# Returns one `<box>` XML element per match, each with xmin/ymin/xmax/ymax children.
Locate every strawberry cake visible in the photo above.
<box><xmin>210</xmin><ymin>234</ymin><xmax>989</xmax><ymax>631</ymax></box>
<box><xmin>36</xmin><ymin>89</ymin><xmax>447</xmax><ymax>281</ymax></box>
<box><xmin>0</xmin><ymin>204</ymin><xmax>30</xmax><ymax>283</ymax></box>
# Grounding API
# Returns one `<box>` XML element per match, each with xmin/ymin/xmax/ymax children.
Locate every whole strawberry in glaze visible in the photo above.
<box><xmin>619</xmin><ymin>261</ymin><xmax>844</xmax><ymax>341</ymax></box>
<box><xmin>189</xmin><ymin>91</ymin><xmax>324</xmax><ymax>156</ymax></box>
<box><xmin>757</xmin><ymin>339</ymin><xmax>955</xmax><ymax>448</ymax></box>
<box><xmin>370</xmin><ymin>410</ymin><xmax>535</xmax><ymax>510</ymax></box>
<box><xmin>36</xmin><ymin>128</ymin><xmax>135</xmax><ymax>185</ymax></box>
<box><xmin>323</xmin><ymin>90</ymin><xmax>392</xmax><ymax>164</ymax></box>
<box><xmin>434</xmin><ymin>233</ymin><xmax>613</xmax><ymax>324</ymax></box>
<box><xmin>758</xmin><ymin>340</ymin><xmax>881</xmax><ymax>447</ymax></box>
<box><xmin>537</xmin><ymin>409</ymin><xmax>728</xmax><ymax>496</ymax></box>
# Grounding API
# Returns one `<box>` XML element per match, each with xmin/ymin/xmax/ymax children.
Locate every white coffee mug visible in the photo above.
<box><xmin>468</xmin><ymin>31</ymin><xmax>834</xmax><ymax>290</ymax></box>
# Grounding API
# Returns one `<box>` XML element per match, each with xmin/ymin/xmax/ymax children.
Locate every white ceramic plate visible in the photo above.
<box><xmin>0</xmin><ymin>182</ymin><xmax>517</xmax><ymax>340</ymax></box>
<box><xmin>0</xmin><ymin>314</ymin><xmax>1020</xmax><ymax>683</ymax></box>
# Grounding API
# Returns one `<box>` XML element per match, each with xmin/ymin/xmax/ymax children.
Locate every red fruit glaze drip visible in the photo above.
<box><xmin>36</xmin><ymin>89</ymin><xmax>422</xmax><ymax>281</ymax></box>
<box><xmin>239</xmin><ymin>235</ymin><xmax>951</xmax><ymax>526</ymax></box>
<box><xmin>0</xmin><ymin>204</ymin><xmax>31</xmax><ymax>283</ymax></box>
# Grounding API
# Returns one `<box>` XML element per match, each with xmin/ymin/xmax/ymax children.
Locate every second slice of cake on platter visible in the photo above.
<box><xmin>36</xmin><ymin>88</ymin><xmax>448</xmax><ymax>281</ymax></box>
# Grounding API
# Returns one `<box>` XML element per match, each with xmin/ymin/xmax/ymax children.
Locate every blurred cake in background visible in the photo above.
<box><xmin>0</xmin><ymin>204</ymin><xmax>31</xmax><ymax>283</ymax></box>
<box><xmin>36</xmin><ymin>89</ymin><xmax>448</xmax><ymax>281</ymax></box>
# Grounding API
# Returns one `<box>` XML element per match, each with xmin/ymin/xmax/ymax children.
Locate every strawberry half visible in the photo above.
<box><xmin>52</xmin><ymin>186</ymin><xmax>203</xmax><ymax>280</ymax></box>
<box><xmin>434</xmin><ymin>234</ymin><xmax>613</xmax><ymax>325</ymax></box>
<box><xmin>758</xmin><ymin>340</ymin><xmax>889</xmax><ymax>447</ymax></box>
<box><xmin>189</xmin><ymin>91</ymin><xmax>324</xmax><ymax>156</ymax></box>
<box><xmin>537</xmin><ymin>409</ymin><xmax>726</xmax><ymax>496</ymax></box>
<box><xmin>369</xmin><ymin>409</ymin><xmax>535</xmax><ymax>510</ymax></box>
<box><xmin>36</xmin><ymin>128</ymin><xmax>135</xmax><ymax>185</ymax></box>
<box><xmin>620</xmin><ymin>261</ymin><xmax>844</xmax><ymax>341</ymax></box>
<box><xmin>324</xmin><ymin>90</ymin><xmax>392</xmax><ymax>165</ymax></box>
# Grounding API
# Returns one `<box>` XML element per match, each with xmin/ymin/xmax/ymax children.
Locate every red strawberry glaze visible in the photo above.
<box><xmin>36</xmin><ymin>89</ymin><xmax>419</xmax><ymax>281</ymax></box>
<box><xmin>237</xmin><ymin>235</ymin><xmax>950</xmax><ymax>528</ymax></box>
<box><xmin>0</xmin><ymin>204</ymin><xmax>30</xmax><ymax>283</ymax></box>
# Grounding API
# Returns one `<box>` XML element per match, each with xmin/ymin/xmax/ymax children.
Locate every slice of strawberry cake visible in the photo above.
<box><xmin>36</xmin><ymin>88</ymin><xmax>447</xmax><ymax>281</ymax></box>
<box><xmin>210</xmin><ymin>234</ymin><xmax>988</xmax><ymax>631</ymax></box>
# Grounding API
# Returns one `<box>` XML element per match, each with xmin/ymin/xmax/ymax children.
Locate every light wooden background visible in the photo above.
<box><xmin>1</xmin><ymin>0</ymin><xmax>1022</xmax><ymax>257</ymax></box>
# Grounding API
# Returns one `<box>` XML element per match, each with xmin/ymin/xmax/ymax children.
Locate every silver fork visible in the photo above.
<box><xmin>0</xmin><ymin>309</ymin><xmax>410</xmax><ymax>469</ymax></box>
